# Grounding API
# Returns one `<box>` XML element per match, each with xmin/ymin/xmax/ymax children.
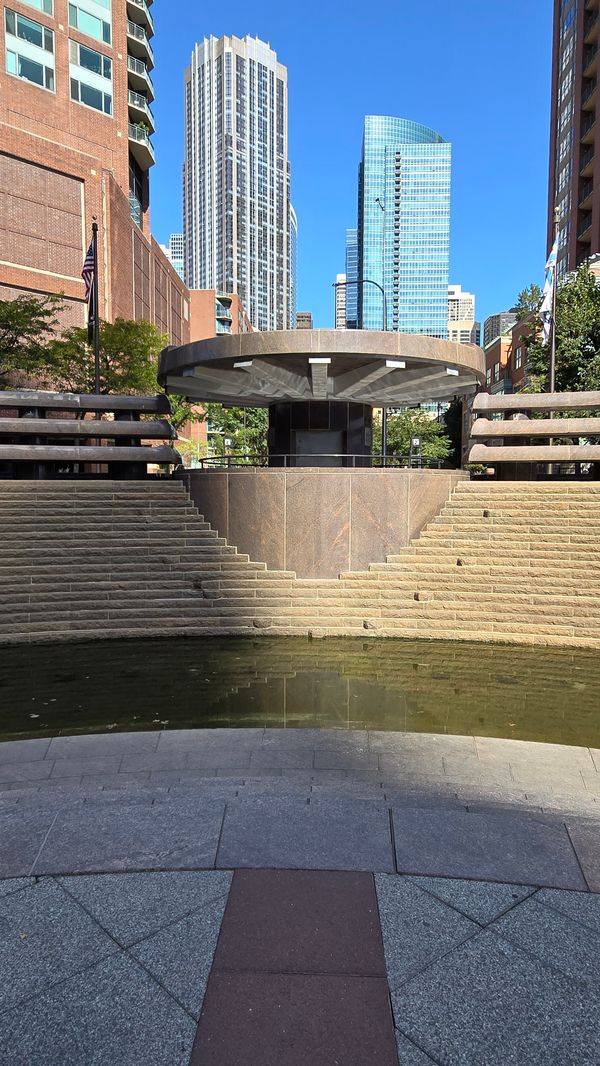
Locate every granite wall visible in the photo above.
<box><xmin>178</xmin><ymin>469</ymin><xmax>467</xmax><ymax>578</ymax></box>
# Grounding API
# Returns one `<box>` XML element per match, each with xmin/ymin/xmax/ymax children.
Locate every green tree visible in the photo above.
<box><xmin>201</xmin><ymin>403</ymin><xmax>268</xmax><ymax>459</ymax></box>
<box><xmin>373</xmin><ymin>408</ymin><xmax>452</xmax><ymax>462</ymax></box>
<box><xmin>443</xmin><ymin>398</ymin><xmax>463</xmax><ymax>467</ymax></box>
<box><xmin>0</xmin><ymin>294</ymin><xmax>63</xmax><ymax>386</ymax></box>
<box><xmin>525</xmin><ymin>263</ymin><xmax>600</xmax><ymax>392</ymax></box>
<box><xmin>45</xmin><ymin>318</ymin><xmax>164</xmax><ymax>394</ymax></box>
<box><xmin>515</xmin><ymin>283</ymin><xmax>542</xmax><ymax>321</ymax></box>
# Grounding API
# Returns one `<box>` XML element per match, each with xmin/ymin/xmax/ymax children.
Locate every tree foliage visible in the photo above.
<box><xmin>44</xmin><ymin>318</ymin><xmax>164</xmax><ymax>394</ymax></box>
<box><xmin>373</xmin><ymin>408</ymin><xmax>452</xmax><ymax>461</ymax></box>
<box><xmin>0</xmin><ymin>294</ymin><xmax>63</xmax><ymax>385</ymax></box>
<box><xmin>443</xmin><ymin>398</ymin><xmax>463</xmax><ymax>467</ymax></box>
<box><xmin>515</xmin><ymin>283</ymin><xmax>542</xmax><ymax>321</ymax></box>
<box><xmin>201</xmin><ymin>403</ymin><xmax>268</xmax><ymax>458</ymax></box>
<box><xmin>525</xmin><ymin>264</ymin><xmax>600</xmax><ymax>392</ymax></box>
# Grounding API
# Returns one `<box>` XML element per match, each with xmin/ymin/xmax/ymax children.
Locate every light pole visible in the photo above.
<box><xmin>375</xmin><ymin>196</ymin><xmax>388</xmax><ymax>458</ymax></box>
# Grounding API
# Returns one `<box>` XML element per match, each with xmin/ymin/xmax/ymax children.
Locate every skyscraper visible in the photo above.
<box><xmin>548</xmin><ymin>0</ymin><xmax>598</xmax><ymax>275</ymax></box>
<box><xmin>334</xmin><ymin>274</ymin><xmax>346</xmax><ymax>328</ymax></box>
<box><xmin>345</xmin><ymin>228</ymin><xmax>358</xmax><ymax>329</ymax></box>
<box><xmin>159</xmin><ymin>234</ymin><xmax>185</xmax><ymax>280</ymax></box>
<box><xmin>356</xmin><ymin>116</ymin><xmax>451</xmax><ymax>336</ymax></box>
<box><xmin>448</xmin><ymin>285</ymin><xmax>480</xmax><ymax>346</ymax></box>
<box><xmin>183</xmin><ymin>34</ymin><xmax>293</xmax><ymax>331</ymax></box>
<box><xmin>0</xmin><ymin>0</ymin><xmax>189</xmax><ymax>344</ymax></box>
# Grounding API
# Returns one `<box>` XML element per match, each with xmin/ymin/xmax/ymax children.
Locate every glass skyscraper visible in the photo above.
<box><xmin>357</xmin><ymin>116</ymin><xmax>451</xmax><ymax>337</ymax></box>
<box><xmin>345</xmin><ymin>228</ymin><xmax>358</xmax><ymax>329</ymax></box>
<box><xmin>183</xmin><ymin>35</ymin><xmax>293</xmax><ymax>331</ymax></box>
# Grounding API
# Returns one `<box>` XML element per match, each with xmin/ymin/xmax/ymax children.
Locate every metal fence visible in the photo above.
<box><xmin>197</xmin><ymin>453</ymin><xmax>447</xmax><ymax>470</ymax></box>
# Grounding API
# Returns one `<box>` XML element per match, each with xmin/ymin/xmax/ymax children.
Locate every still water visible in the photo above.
<box><xmin>0</xmin><ymin>637</ymin><xmax>599</xmax><ymax>747</ymax></box>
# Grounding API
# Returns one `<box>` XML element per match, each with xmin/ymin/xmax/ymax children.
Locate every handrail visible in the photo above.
<box><xmin>197</xmin><ymin>453</ymin><xmax>447</xmax><ymax>469</ymax></box>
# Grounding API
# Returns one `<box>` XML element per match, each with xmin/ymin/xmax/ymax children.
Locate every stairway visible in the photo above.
<box><xmin>2</xmin><ymin>480</ymin><xmax>600</xmax><ymax>648</ymax></box>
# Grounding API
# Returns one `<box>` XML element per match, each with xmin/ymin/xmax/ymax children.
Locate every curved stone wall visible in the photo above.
<box><xmin>178</xmin><ymin>468</ymin><xmax>467</xmax><ymax>578</ymax></box>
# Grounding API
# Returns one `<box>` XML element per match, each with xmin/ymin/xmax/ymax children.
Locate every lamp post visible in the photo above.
<box><xmin>375</xmin><ymin>196</ymin><xmax>388</xmax><ymax>459</ymax></box>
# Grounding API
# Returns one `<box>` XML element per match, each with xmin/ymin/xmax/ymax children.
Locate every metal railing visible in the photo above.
<box><xmin>197</xmin><ymin>453</ymin><xmax>448</xmax><ymax>470</ymax></box>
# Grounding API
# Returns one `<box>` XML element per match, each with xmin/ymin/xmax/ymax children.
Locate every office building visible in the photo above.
<box><xmin>0</xmin><ymin>0</ymin><xmax>189</xmax><ymax>344</ymax></box>
<box><xmin>483</xmin><ymin>310</ymin><xmax>518</xmax><ymax>348</ymax></box>
<box><xmin>183</xmin><ymin>34</ymin><xmax>293</xmax><ymax>331</ymax></box>
<box><xmin>345</xmin><ymin>227</ymin><xmax>358</xmax><ymax>328</ymax></box>
<box><xmin>160</xmin><ymin>233</ymin><xmax>185</xmax><ymax>280</ymax></box>
<box><xmin>356</xmin><ymin>116</ymin><xmax>451</xmax><ymax>336</ymax></box>
<box><xmin>448</xmin><ymin>284</ymin><xmax>480</xmax><ymax>345</ymax></box>
<box><xmin>548</xmin><ymin>0</ymin><xmax>600</xmax><ymax>274</ymax></box>
<box><xmin>334</xmin><ymin>273</ymin><xmax>346</xmax><ymax>328</ymax></box>
<box><xmin>296</xmin><ymin>311</ymin><xmax>313</xmax><ymax>330</ymax></box>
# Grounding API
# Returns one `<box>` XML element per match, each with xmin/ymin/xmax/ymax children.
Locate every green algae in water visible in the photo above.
<box><xmin>0</xmin><ymin>635</ymin><xmax>599</xmax><ymax>747</ymax></box>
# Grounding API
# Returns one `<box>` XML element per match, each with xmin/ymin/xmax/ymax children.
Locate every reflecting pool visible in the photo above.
<box><xmin>1</xmin><ymin>636</ymin><xmax>599</xmax><ymax>747</ymax></box>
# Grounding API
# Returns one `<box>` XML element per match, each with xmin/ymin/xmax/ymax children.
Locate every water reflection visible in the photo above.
<box><xmin>0</xmin><ymin>636</ymin><xmax>598</xmax><ymax>747</ymax></box>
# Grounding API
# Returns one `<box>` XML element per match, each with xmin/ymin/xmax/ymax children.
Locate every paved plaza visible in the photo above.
<box><xmin>0</xmin><ymin>727</ymin><xmax>599</xmax><ymax>1063</ymax></box>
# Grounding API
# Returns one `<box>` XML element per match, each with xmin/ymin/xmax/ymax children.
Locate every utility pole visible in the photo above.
<box><xmin>375</xmin><ymin>196</ymin><xmax>388</xmax><ymax>462</ymax></box>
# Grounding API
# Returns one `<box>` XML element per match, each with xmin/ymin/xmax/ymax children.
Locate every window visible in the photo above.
<box><xmin>515</xmin><ymin>347</ymin><xmax>523</xmax><ymax>370</ymax></box>
<box><xmin>494</xmin><ymin>361</ymin><xmax>500</xmax><ymax>383</ymax></box>
<box><xmin>486</xmin><ymin>367</ymin><xmax>492</xmax><ymax>386</ymax></box>
<box><xmin>69</xmin><ymin>38</ymin><xmax>112</xmax><ymax>113</ymax></box>
<box><xmin>20</xmin><ymin>0</ymin><xmax>53</xmax><ymax>14</ymax></box>
<box><xmin>5</xmin><ymin>9</ymin><xmax>54</xmax><ymax>90</ymax></box>
<box><xmin>68</xmin><ymin>2</ymin><xmax>110</xmax><ymax>44</ymax></box>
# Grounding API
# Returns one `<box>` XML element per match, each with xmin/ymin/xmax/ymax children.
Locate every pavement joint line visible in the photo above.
<box><xmin>395</xmin><ymin>1025</ymin><xmax>444</xmax><ymax>1066</ymax></box>
<box><xmin>213</xmin><ymin>804</ymin><xmax>229</xmax><ymax>870</ymax></box>
<box><xmin>564</xmin><ymin>823</ymin><xmax>593</xmax><ymax>891</ymax></box>
<box><xmin>388</xmin><ymin>809</ymin><xmax>399</xmax><ymax>874</ymax></box>
<box><xmin>26</xmin><ymin>808</ymin><xmax>61</xmax><ymax>877</ymax></box>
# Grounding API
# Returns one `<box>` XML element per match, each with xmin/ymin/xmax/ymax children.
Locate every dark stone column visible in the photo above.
<box><xmin>268</xmin><ymin>402</ymin><xmax>372</xmax><ymax>467</ymax></box>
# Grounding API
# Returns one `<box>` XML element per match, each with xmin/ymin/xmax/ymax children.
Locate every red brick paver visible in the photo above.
<box><xmin>190</xmin><ymin>869</ymin><xmax>398</xmax><ymax>1065</ymax></box>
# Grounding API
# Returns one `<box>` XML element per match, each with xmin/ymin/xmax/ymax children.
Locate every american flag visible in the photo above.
<box><xmin>81</xmin><ymin>240</ymin><xmax>94</xmax><ymax>301</ymax></box>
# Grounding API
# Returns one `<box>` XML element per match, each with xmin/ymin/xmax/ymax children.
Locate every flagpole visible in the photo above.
<box><xmin>549</xmin><ymin>207</ymin><xmax>560</xmax><ymax>395</ymax></box>
<box><xmin>91</xmin><ymin>220</ymin><xmax>100</xmax><ymax>394</ymax></box>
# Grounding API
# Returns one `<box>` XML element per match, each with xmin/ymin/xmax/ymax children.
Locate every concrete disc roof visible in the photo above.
<box><xmin>158</xmin><ymin>329</ymin><xmax>485</xmax><ymax>407</ymax></box>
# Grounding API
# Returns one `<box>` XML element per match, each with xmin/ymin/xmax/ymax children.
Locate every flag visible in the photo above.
<box><xmin>81</xmin><ymin>240</ymin><xmax>94</xmax><ymax>301</ymax></box>
<box><xmin>539</xmin><ymin>237</ymin><xmax>558</xmax><ymax>346</ymax></box>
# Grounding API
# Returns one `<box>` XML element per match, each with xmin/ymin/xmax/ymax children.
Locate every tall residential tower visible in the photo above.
<box><xmin>357</xmin><ymin>116</ymin><xmax>451</xmax><ymax>337</ymax></box>
<box><xmin>548</xmin><ymin>0</ymin><xmax>599</xmax><ymax>274</ymax></box>
<box><xmin>183</xmin><ymin>34</ymin><xmax>293</xmax><ymax>331</ymax></box>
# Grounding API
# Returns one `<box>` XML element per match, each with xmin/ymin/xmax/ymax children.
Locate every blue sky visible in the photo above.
<box><xmin>151</xmin><ymin>0</ymin><xmax>552</xmax><ymax>330</ymax></box>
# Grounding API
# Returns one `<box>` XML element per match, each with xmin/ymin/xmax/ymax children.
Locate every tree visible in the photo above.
<box><xmin>0</xmin><ymin>294</ymin><xmax>63</xmax><ymax>386</ymax></box>
<box><xmin>524</xmin><ymin>263</ymin><xmax>600</xmax><ymax>392</ymax></box>
<box><xmin>443</xmin><ymin>398</ymin><xmax>463</xmax><ymax>467</ymax></box>
<box><xmin>372</xmin><ymin>408</ymin><xmax>452</xmax><ymax>462</ymax></box>
<box><xmin>515</xmin><ymin>283</ymin><xmax>542</xmax><ymax>321</ymax></box>
<box><xmin>45</xmin><ymin>318</ymin><xmax>164</xmax><ymax>394</ymax></box>
<box><xmin>201</xmin><ymin>403</ymin><xmax>268</xmax><ymax>459</ymax></box>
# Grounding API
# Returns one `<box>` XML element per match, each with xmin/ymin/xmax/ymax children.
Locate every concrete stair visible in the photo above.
<box><xmin>2</xmin><ymin>479</ymin><xmax>600</xmax><ymax>648</ymax></box>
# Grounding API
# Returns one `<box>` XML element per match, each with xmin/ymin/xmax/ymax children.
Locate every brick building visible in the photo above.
<box><xmin>0</xmin><ymin>0</ymin><xmax>189</xmax><ymax>344</ymax></box>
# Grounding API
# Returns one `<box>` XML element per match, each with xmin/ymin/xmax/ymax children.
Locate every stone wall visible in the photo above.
<box><xmin>179</xmin><ymin>468</ymin><xmax>467</xmax><ymax>578</ymax></box>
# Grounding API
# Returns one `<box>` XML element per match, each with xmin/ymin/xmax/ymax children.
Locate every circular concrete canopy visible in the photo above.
<box><xmin>158</xmin><ymin>329</ymin><xmax>485</xmax><ymax>407</ymax></box>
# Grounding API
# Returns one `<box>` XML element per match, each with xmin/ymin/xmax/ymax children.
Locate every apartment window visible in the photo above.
<box><xmin>68</xmin><ymin>2</ymin><xmax>110</xmax><ymax>44</ymax></box>
<box><xmin>20</xmin><ymin>0</ymin><xmax>53</xmax><ymax>13</ymax></box>
<box><xmin>5</xmin><ymin>9</ymin><xmax>54</xmax><ymax>90</ymax></box>
<box><xmin>486</xmin><ymin>367</ymin><xmax>492</xmax><ymax>386</ymax></box>
<box><xmin>69</xmin><ymin>39</ymin><xmax>111</xmax><ymax>113</ymax></box>
<box><xmin>494</xmin><ymin>361</ymin><xmax>500</xmax><ymax>383</ymax></box>
<box><xmin>515</xmin><ymin>347</ymin><xmax>523</xmax><ymax>370</ymax></box>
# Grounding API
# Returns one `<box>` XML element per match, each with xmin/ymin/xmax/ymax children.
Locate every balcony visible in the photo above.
<box><xmin>585</xmin><ymin>42</ymin><xmax>598</xmax><ymax>77</ymax></box>
<box><xmin>128</xmin><ymin>89</ymin><xmax>154</xmax><ymax>132</ymax></box>
<box><xmin>128</xmin><ymin>122</ymin><xmax>155</xmax><ymax>170</ymax></box>
<box><xmin>126</xmin><ymin>19</ymin><xmax>154</xmax><ymax>69</ymax></box>
<box><xmin>216</xmin><ymin>306</ymin><xmax>232</xmax><ymax>321</ymax></box>
<box><xmin>581</xmin><ymin>109</ymin><xmax>596</xmax><ymax>143</ymax></box>
<box><xmin>126</xmin><ymin>0</ymin><xmax>153</xmax><ymax>34</ymax></box>
<box><xmin>127</xmin><ymin>54</ymin><xmax>154</xmax><ymax>101</ymax></box>
<box><xmin>582</xmin><ymin>77</ymin><xmax>597</xmax><ymax>108</ymax></box>
<box><xmin>578</xmin><ymin>211</ymin><xmax>593</xmax><ymax>239</ymax></box>
<box><xmin>580</xmin><ymin>143</ymin><xmax>595</xmax><ymax>175</ymax></box>
<box><xmin>579</xmin><ymin>177</ymin><xmax>594</xmax><ymax>208</ymax></box>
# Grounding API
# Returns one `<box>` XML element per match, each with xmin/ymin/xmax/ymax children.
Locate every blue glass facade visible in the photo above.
<box><xmin>345</xmin><ymin>227</ymin><xmax>358</xmax><ymax>329</ymax></box>
<box><xmin>357</xmin><ymin>116</ymin><xmax>451</xmax><ymax>337</ymax></box>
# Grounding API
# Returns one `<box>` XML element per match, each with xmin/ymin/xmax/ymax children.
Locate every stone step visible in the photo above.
<box><xmin>0</xmin><ymin>519</ymin><xmax>208</xmax><ymax>533</ymax></box>
<box><xmin>454</xmin><ymin>484</ymin><xmax>600</xmax><ymax>494</ymax></box>
<box><xmin>0</xmin><ymin>615</ymin><xmax>258</xmax><ymax>636</ymax></box>
<box><xmin>400</xmin><ymin>545</ymin><xmax>600</xmax><ymax>560</ymax></box>
<box><xmin>440</xmin><ymin>506</ymin><xmax>600</xmax><ymax>518</ymax></box>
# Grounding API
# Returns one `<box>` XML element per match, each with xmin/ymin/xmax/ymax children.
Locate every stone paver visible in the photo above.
<box><xmin>407</xmin><ymin>875</ymin><xmax>534</xmax><ymax>925</ymax></box>
<box><xmin>491</xmin><ymin>894</ymin><xmax>600</xmax><ymax>985</ymax></box>
<box><xmin>392</xmin><ymin>808</ymin><xmax>588</xmax><ymax>889</ymax></box>
<box><xmin>390</xmin><ymin>928</ymin><xmax>600</xmax><ymax>1065</ymax></box>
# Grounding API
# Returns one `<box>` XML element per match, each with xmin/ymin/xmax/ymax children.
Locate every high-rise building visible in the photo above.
<box><xmin>548</xmin><ymin>0</ymin><xmax>600</xmax><ymax>275</ymax></box>
<box><xmin>483</xmin><ymin>310</ymin><xmax>518</xmax><ymax>348</ymax></box>
<box><xmin>334</xmin><ymin>274</ymin><xmax>347</xmax><ymax>328</ymax></box>
<box><xmin>0</xmin><ymin>0</ymin><xmax>189</xmax><ymax>344</ymax></box>
<box><xmin>160</xmin><ymin>234</ymin><xmax>185</xmax><ymax>280</ymax></box>
<box><xmin>296</xmin><ymin>311</ymin><xmax>313</xmax><ymax>329</ymax></box>
<box><xmin>448</xmin><ymin>285</ymin><xmax>480</xmax><ymax>346</ymax></box>
<box><xmin>345</xmin><ymin>228</ymin><xmax>358</xmax><ymax>329</ymax></box>
<box><xmin>183</xmin><ymin>34</ymin><xmax>293</xmax><ymax>331</ymax></box>
<box><xmin>356</xmin><ymin>116</ymin><xmax>451</xmax><ymax>336</ymax></box>
<box><xmin>289</xmin><ymin>205</ymin><xmax>298</xmax><ymax>328</ymax></box>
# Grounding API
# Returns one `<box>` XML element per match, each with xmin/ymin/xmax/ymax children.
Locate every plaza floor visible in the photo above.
<box><xmin>0</xmin><ymin>728</ymin><xmax>599</xmax><ymax>1064</ymax></box>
